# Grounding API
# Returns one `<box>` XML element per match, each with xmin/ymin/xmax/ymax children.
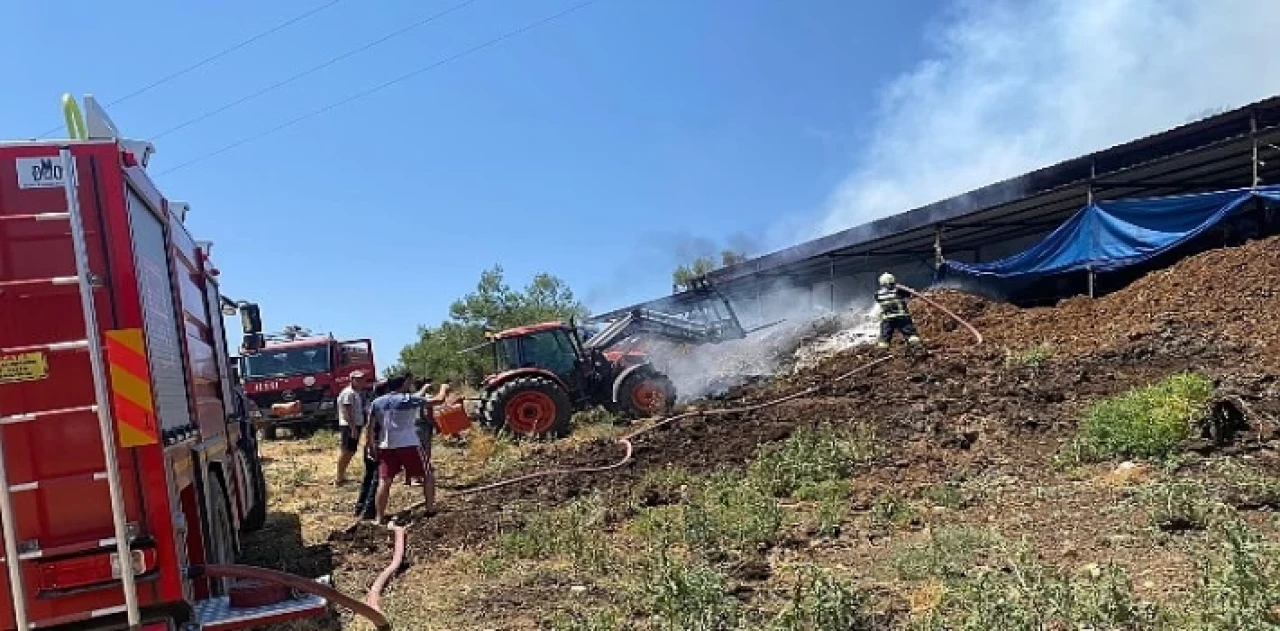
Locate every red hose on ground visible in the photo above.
<box><xmin>195</xmin><ymin>563</ymin><xmax>392</xmax><ymax>631</ymax></box>
<box><xmin>362</xmin><ymin>289</ymin><xmax>984</xmax><ymax>618</ymax></box>
<box><xmin>366</xmin><ymin>525</ymin><xmax>405</xmax><ymax>612</ymax></box>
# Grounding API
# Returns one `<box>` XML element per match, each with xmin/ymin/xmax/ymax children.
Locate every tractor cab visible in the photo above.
<box><xmin>491</xmin><ymin>323</ymin><xmax>584</xmax><ymax>374</ymax></box>
<box><xmin>487</xmin><ymin>322</ymin><xmax>610</xmax><ymax>398</ymax></box>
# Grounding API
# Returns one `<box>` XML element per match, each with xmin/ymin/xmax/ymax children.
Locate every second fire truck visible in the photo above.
<box><xmin>238</xmin><ymin>330</ymin><xmax>375</xmax><ymax>439</ymax></box>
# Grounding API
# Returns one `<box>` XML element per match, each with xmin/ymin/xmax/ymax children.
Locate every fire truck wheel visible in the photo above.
<box><xmin>616</xmin><ymin>371</ymin><xmax>676</xmax><ymax>419</ymax></box>
<box><xmin>481</xmin><ymin>376</ymin><xmax>572</xmax><ymax>438</ymax></box>
<box><xmin>241</xmin><ymin>442</ymin><xmax>269</xmax><ymax>532</ymax></box>
<box><xmin>207</xmin><ymin>474</ymin><xmax>237</xmax><ymax>595</ymax></box>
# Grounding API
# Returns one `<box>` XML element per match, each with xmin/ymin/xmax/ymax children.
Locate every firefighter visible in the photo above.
<box><xmin>875</xmin><ymin>272</ymin><xmax>922</xmax><ymax>348</ymax></box>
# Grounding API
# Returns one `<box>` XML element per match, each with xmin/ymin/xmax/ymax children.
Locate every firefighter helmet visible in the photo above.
<box><xmin>879</xmin><ymin>272</ymin><xmax>896</xmax><ymax>286</ymax></box>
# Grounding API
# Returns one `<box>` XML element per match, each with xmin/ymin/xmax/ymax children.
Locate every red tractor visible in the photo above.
<box><xmin>463</xmin><ymin>281</ymin><xmax>747</xmax><ymax>438</ymax></box>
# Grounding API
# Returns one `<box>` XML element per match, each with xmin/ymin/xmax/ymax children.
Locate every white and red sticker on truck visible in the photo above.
<box><xmin>15</xmin><ymin>156</ymin><xmax>78</xmax><ymax>190</ymax></box>
<box><xmin>0</xmin><ymin>351</ymin><xmax>49</xmax><ymax>384</ymax></box>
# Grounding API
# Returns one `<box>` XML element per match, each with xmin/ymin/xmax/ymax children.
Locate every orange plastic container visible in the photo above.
<box><xmin>271</xmin><ymin>401</ymin><xmax>303</xmax><ymax>418</ymax></box>
<box><xmin>433</xmin><ymin>402</ymin><xmax>472</xmax><ymax>435</ymax></box>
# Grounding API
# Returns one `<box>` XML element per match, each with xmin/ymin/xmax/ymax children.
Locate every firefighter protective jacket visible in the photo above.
<box><xmin>876</xmin><ymin>286</ymin><xmax>912</xmax><ymax>320</ymax></box>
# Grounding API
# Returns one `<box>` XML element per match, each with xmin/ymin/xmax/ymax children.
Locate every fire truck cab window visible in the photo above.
<box><xmin>242</xmin><ymin>346</ymin><xmax>331</xmax><ymax>379</ymax></box>
<box><xmin>339</xmin><ymin>342</ymin><xmax>371</xmax><ymax>367</ymax></box>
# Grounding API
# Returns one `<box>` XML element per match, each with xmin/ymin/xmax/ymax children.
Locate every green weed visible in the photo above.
<box><xmin>498</xmin><ymin>494</ymin><xmax>611</xmax><ymax>571</ymax></box>
<box><xmin>893</xmin><ymin>527</ymin><xmax>1002</xmax><ymax>581</ymax></box>
<box><xmin>792</xmin><ymin>478</ymin><xmax>851</xmax><ymax>503</ymax></box>
<box><xmin>572</xmin><ymin>406</ymin><xmax>620</xmax><ymax>427</ymax></box>
<box><xmin>683</xmin><ymin>474</ymin><xmax>783</xmax><ymax>557</ymax></box>
<box><xmin>548</xmin><ymin>609</ymin><xmax>629</xmax><ymax>631</ymax></box>
<box><xmin>309</xmin><ymin>429</ymin><xmax>342</xmax><ymax>451</ymax></box>
<box><xmin>1140</xmin><ymin>479</ymin><xmax>1230</xmax><ymax>532</ymax></box>
<box><xmin>794</xmin><ymin>479</ymin><xmax>852</xmax><ymax>537</ymax></box>
<box><xmin>749</xmin><ymin>426</ymin><xmax>879</xmax><ymax>498</ymax></box>
<box><xmin>475</xmin><ymin>550</ymin><xmax>509</xmax><ymax>577</ymax></box>
<box><xmin>629</xmin><ymin>466</ymin><xmax>697</xmax><ymax>510</ymax></box>
<box><xmin>1179</xmin><ymin>520</ymin><xmax>1280</xmax><ymax>629</ymax></box>
<box><xmin>641</xmin><ymin>554</ymin><xmax>740</xmax><ymax>631</ymax></box>
<box><xmin>282</xmin><ymin>459</ymin><xmax>315</xmax><ymax>486</ymax></box>
<box><xmin>870</xmin><ymin>492</ymin><xmax>919</xmax><ymax>528</ymax></box>
<box><xmin>631</xmin><ymin>505</ymin><xmax>683</xmax><ymax>548</ymax></box>
<box><xmin>1005</xmin><ymin>343</ymin><xmax>1054</xmax><ymax>369</ymax></box>
<box><xmin>1064</xmin><ymin>372</ymin><xmax>1214</xmax><ymax>463</ymax></box>
<box><xmin>814</xmin><ymin>497</ymin><xmax>849</xmax><ymax>539</ymax></box>
<box><xmin>921</xmin><ymin>482</ymin><xmax>969</xmax><ymax>509</ymax></box>
<box><xmin>632</xmin><ymin>474</ymin><xmax>783</xmax><ymax>559</ymax></box>
<box><xmin>770</xmin><ymin>566</ymin><xmax>875</xmax><ymax>631</ymax></box>
<box><xmin>1214</xmin><ymin>460</ymin><xmax>1280</xmax><ymax>509</ymax></box>
<box><xmin>910</xmin><ymin>553</ymin><xmax>1160</xmax><ymax>631</ymax></box>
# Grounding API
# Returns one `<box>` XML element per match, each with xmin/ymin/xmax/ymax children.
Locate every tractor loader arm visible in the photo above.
<box><xmin>584</xmin><ymin>307</ymin><xmax>746</xmax><ymax>351</ymax></box>
<box><xmin>584</xmin><ymin>277</ymin><xmax>753</xmax><ymax>351</ymax></box>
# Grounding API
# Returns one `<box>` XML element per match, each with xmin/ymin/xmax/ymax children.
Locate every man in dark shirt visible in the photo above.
<box><xmin>353</xmin><ymin>380</ymin><xmax>386</xmax><ymax>520</ymax></box>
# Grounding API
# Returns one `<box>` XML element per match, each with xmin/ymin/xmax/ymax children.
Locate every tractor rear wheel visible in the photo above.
<box><xmin>482</xmin><ymin>376</ymin><xmax>572</xmax><ymax>438</ymax></box>
<box><xmin>616</xmin><ymin>371</ymin><xmax>676</xmax><ymax>419</ymax></box>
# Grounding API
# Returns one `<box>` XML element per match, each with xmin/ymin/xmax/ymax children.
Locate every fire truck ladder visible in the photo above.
<box><xmin>0</xmin><ymin>148</ymin><xmax>141</xmax><ymax>628</ymax></box>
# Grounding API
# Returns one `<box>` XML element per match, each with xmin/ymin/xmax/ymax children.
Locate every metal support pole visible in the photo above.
<box><xmin>1251</xmin><ymin>111</ymin><xmax>1260</xmax><ymax>189</ymax></box>
<box><xmin>1087</xmin><ymin>160</ymin><xmax>1097</xmax><ymax>300</ymax></box>
<box><xmin>828</xmin><ymin>259</ymin><xmax>835</xmax><ymax>312</ymax></box>
<box><xmin>1087</xmin><ymin>160</ymin><xmax>1096</xmax><ymax>205</ymax></box>
<box><xmin>61</xmin><ymin>147</ymin><xmax>141</xmax><ymax>628</ymax></box>
<box><xmin>933</xmin><ymin>225</ymin><xmax>944</xmax><ymax>268</ymax></box>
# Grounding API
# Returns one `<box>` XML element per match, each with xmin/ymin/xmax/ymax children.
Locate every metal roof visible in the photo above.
<box><xmin>592</xmin><ymin>95</ymin><xmax>1280</xmax><ymax>322</ymax></box>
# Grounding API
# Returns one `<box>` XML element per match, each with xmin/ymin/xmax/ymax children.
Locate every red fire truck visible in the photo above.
<box><xmin>0</xmin><ymin>95</ymin><xmax>350</xmax><ymax>629</ymax></box>
<box><xmin>240</xmin><ymin>333</ymin><xmax>375</xmax><ymax>439</ymax></box>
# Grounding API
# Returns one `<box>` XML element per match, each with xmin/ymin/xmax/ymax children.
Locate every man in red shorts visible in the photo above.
<box><xmin>366</xmin><ymin>373</ymin><xmax>449</xmax><ymax>525</ymax></box>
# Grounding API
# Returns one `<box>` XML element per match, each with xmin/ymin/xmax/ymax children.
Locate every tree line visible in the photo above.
<box><xmin>395</xmin><ymin>251</ymin><xmax>749</xmax><ymax>383</ymax></box>
<box><xmin>394</xmin><ymin>266</ymin><xmax>588</xmax><ymax>384</ymax></box>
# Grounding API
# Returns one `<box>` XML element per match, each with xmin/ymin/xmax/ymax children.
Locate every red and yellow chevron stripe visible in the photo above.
<box><xmin>104</xmin><ymin>329</ymin><xmax>159</xmax><ymax>448</ymax></box>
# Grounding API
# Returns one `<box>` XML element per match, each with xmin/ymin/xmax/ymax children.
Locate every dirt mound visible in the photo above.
<box><xmin>915</xmin><ymin>235</ymin><xmax>1280</xmax><ymax>364</ymax></box>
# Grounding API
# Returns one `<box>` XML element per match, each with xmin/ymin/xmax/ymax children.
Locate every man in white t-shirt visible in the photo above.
<box><xmin>334</xmin><ymin>370</ymin><xmax>368</xmax><ymax>485</ymax></box>
<box><xmin>366</xmin><ymin>373</ymin><xmax>449</xmax><ymax>524</ymax></box>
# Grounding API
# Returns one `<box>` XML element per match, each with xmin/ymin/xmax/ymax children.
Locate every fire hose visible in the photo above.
<box><xmin>362</xmin><ymin>286</ymin><xmax>984</xmax><ymax>622</ymax></box>
<box><xmin>192</xmin><ymin>564</ymin><xmax>392</xmax><ymax>631</ymax></box>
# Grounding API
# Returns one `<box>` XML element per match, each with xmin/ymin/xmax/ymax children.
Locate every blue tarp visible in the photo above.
<box><xmin>943</xmin><ymin>185</ymin><xmax>1280</xmax><ymax>280</ymax></box>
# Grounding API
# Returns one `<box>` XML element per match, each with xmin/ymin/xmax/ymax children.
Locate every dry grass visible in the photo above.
<box><xmin>244</xmin><ymin>423</ymin><xmax>633</xmax><ymax>630</ymax></box>
<box><xmin>242</xmin><ymin>422</ymin><xmax>1280</xmax><ymax>631</ymax></box>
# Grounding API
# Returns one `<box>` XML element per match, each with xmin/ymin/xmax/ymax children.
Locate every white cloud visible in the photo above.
<box><xmin>818</xmin><ymin>0</ymin><xmax>1280</xmax><ymax>237</ymax></box>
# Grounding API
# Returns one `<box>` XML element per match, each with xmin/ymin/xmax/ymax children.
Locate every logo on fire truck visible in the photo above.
<box><xmin>15</xmin><ymin>156</ymin><xmax>77</xmax><ymax>189</ymax></box>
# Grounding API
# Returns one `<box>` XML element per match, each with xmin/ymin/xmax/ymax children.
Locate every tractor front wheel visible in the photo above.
<box><xmin>616</xmin><ymin>371</ymin><xmax>676</xmax><ymax>419</ymax></box>
<box><xmin>482</xmin><ymin>376</ymin><xmax>572</xmax><ymax>438</ymax></box>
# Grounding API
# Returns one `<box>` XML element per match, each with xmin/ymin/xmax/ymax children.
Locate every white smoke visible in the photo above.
<box><xmin>631</xmin><ymin>284</ymin><xmax>881</xmax><ymax>402</ymax></box>
<box><xmin>819</xmin><ymin>0</ymin><xmax>1280</xmax><ymax>236</ymax></box>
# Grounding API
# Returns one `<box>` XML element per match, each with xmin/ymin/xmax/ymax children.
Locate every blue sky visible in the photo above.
<box><xmin>0</xmin><ymin>0</ymin><xmax>941</xmax><ymax>361</ymax></box>
<box><xmin>8</xmin><ymin>0</ymin><xmax>1274</xmax><ymax>364</ymax></box>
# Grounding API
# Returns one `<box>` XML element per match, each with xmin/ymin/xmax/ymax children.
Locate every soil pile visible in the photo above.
<box><xmin>914</xmin><ymin>235</ymin><xmax>1280</xmax><ymax>365</ymax></box>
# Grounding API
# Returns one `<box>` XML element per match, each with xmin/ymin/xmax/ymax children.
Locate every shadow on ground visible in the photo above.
<box><xmin>239</xmin><ymin>512</ymin><xmax>343</xmax><ymax>630</ymax></box>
